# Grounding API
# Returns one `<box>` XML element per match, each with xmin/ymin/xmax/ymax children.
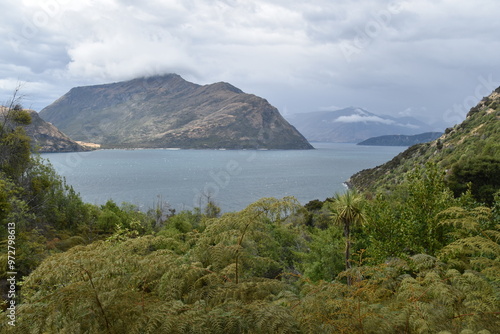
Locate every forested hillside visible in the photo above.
<box><xmin>1</xmin><ymin>94</ymin><xmax>499</xmax><ymax>333</ymax></box>
<box><xmin>350</xmin><ymin>87</ymin><xmax>500</xmax><ymax>206</ymax></box>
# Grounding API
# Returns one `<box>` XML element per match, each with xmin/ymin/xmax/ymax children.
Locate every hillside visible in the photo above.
<box><xmin>0</xmin><ymin>107</ymin><xmax>89</xmax><ymax>153</ymax></box>
<box><xmin>24</xmin><ymin>110</ymin><xmax>93</xmax><ymax>153</ymax></box>
<box><xmin>285</xmin><ymin>107</ymin><xmax>434</xmax><ymax>143</ymax></box>
<box><xmin>357</xmin><ymin>132</ymin><xmax>443</xmax><ymax>146</ymax></box>
<box><xmin>349</xmin><ymin>87</ymin><xmax>500</xmax><ymax>203</ymax></box>
<box><xmin>39</xmin><ymin>74</ymin><xmax>313</xmax><ymax>149</ymax></box>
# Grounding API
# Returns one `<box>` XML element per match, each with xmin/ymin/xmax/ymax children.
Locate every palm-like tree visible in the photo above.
<box><xmin>330</xmin><ymin>190</ymin><xmax>367</xmax><ymax>284</ymax></box>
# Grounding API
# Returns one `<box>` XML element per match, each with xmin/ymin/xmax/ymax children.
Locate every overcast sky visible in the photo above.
<box><xmin>1</xmin><ymin>0</ymin><xmax>500</xmax><ymax>128</ymax></box>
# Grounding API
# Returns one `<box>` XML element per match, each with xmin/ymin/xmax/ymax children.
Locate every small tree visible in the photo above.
<box><xmin>0</xmin><ymin>83</ymin><xmax>32</xmax><ymax>180</ymax></box>
<box><xmin>329</xmin><ymin>190</ymin><xmax>366</xmax><ymax>285</ymax></box>
<box><xmin>204</xmin><ymin>199</ymin><xmax>221</xmax><ymax>218</ymax></box>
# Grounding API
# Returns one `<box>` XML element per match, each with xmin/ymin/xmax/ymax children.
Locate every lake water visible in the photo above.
<box><xmin>41</xmin><ymin>143</ymin><xmax>406</xmax><ymax>212</ymax></box>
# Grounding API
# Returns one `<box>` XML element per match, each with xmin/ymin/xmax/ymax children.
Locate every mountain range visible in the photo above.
<box><xmin>285</xmin><ymin>107</ymin><xmax>435</xmax><ymax>143</ymax></box>
<box><xmin>39</xmin><ymin>74</ymin><xmax>313</xmax><ymax>150</ymax></box>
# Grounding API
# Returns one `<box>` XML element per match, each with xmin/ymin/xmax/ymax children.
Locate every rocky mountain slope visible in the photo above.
<box><xmin>1</xmin><ymin>107</ymin><xmax>89</xmax><ymax>153</ymax></box>
<box><xmin>24</xmin><ymin>110</ymin><xmax>91</xmax><ymax>153</ymax></box>
<box><xmin>357</xmin><ymin>132</ymin><xmax>443</xmax><ymax>146</ymax></box>
<box><xmin>349</xmin><ymin>87</ymin><xmax>500</xmax><ymax>202</ymax></box>
<box><xmin>285</xmin><ymin>107</ymin><xmax>434</xmax><ymax>143</ymax></box>
<box><xmin>39</xmin><ymin>74</ymin><xmax>313</xmax><ymax>149</ymax></box>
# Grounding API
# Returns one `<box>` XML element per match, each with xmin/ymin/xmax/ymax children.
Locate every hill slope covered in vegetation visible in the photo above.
<box><xmin>349</xmin><ymin>87</ymin><xmax>500</xmax><ymax>205</ymax></box>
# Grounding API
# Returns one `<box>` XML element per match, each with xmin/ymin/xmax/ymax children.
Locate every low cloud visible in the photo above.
<box><xmin>334</xmin><ymin>114</ymin><xmax>396</xmax><ymax>125</ymax></box>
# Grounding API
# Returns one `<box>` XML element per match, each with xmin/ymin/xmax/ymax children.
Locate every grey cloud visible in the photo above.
<box><xmin>0</xmin><ymin>0</ymin><xmax>499</xmax><ymax>124</ymax></box>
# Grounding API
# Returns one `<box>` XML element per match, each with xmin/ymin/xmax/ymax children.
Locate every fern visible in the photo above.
<box><xmin>294</xmin><ymin>255</ymin><xmax>499</xmax><ymax>333</ymax></box>
<box><xmin>438</xmin><ymin>206</ymin><xmax>500</xmax><ymax>281</ymax></box>
<box><xmin>7</xmin><ymin>196</ymin><xmax>499</xmax><ymax>334</ymax></box>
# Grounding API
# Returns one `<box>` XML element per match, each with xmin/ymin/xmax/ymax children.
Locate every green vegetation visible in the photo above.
<box><xmin>1</xmin><ymin>88</ymin><xmax>499</xmax><ymax>333</ymax></box>
<box><xmin>0</xmin><ymin>103</ymin><xmax>157</xmax><ymax>281</ymax></box>
<box><xmin>447</xmin><ymin>156</ymin><xmax>500</xmax><ymax>205</ymax></box>
<box><xmin>327</xmin><ymin>190</ymin><xmax>366</xmax><ymax>285</ymax></box>
<box><xmin>357</xmin><ymin>132</ymin><xmax>443</xmax><ymax>146</ymax></box>
<box><xmin>350</xmin><ymin>87</ymin><xmax>500</xmax><ymax>205</ymax></box>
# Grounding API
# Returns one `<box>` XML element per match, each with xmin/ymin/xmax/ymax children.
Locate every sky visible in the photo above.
<box><xmin>1</xmin><ymin>0</ymin><xmax>500</xmax><ymax>129</ymax></box>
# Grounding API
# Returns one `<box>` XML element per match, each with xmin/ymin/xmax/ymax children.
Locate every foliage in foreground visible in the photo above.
<box><xmin>4</xmin><ymin>189</ymin><xmax>499</xmax><ymax>333</ymax></box>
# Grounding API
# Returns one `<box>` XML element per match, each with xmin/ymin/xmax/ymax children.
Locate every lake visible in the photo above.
<box><xmin>41</xmin><ymin>143</ymin><xmax>406</xmax><ymax>212</ymax></box>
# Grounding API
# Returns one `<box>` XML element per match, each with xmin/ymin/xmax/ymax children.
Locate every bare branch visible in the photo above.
<box><xmin>6</xmin><ymin>82</ymin><xmax>26</xmax><ymax>110</ymax></box>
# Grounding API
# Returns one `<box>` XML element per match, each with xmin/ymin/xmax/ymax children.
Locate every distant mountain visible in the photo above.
<box><xmin>0</xmin><ymin>108</ymin><xmax>89</xmax><ymax>153</ymax></box>
<box><xmin>285</xmin><ymin>107</ymin><xmax>434</xmax><ymax>143</ymax></box>
<box><xmin>39</xmin><ymin>74</ymin><xmax>313</xmax><ymax>150</ymax></box>
<box><xmin>357</xmin><ymin>132</ymin><xmax>443</xmax><ymax>146</ymax></box>
<box><xmin>349</xmin><ymin>87</ymin><xmax>500</xmax><ymax>203</ymax></box>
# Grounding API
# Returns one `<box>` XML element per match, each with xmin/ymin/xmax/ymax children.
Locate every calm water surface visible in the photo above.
<box><xmin>41</xmin><ymin>143</ymin><xmax>406</xmax><ymax>212</ymax></box>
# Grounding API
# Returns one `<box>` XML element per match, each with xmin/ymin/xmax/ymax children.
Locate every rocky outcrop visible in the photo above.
<box><xmin>24</xmin><ymin>110</ymin><xmax>91</xmax><ymax>153</ymax></box>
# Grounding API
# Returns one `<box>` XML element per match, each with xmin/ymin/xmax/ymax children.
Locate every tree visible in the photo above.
<box><xmin>364</xmin><ymin>192</ymin><xmax>406</xmax><ymax>261</ymax></box>
<box><xmin>400</xmin><ymin>163</ymin><xmax>456</xmax><ymax>255</ymax></box>
<box><xmin>297</xmin><ymin>225</ymin><xmax>345</xmax><ymax>281</ymax></box>
<box><xmin>447</xmin><ymin>156</ymin><xmax>500</xmax><ymax>206</ymax></box>
<box><xmin>0</xmin><ymin>88</ymin><xmax>32</xmax><ymax>180</ymax></box>
<box><xmin>328</xmin><ymin>190</ymin><xmax>367</xmax><ymax>284</ymax></box>
<box><xmin>204</xmin><ymin>199</ymin><xmax>221</xmax><ymax>218</ymax></box>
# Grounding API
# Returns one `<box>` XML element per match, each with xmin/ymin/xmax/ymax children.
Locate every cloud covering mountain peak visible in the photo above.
<box><xmin>286</xmin><ymin>107</ymin><xmax>434</xmax><ymax>143</ymax></box>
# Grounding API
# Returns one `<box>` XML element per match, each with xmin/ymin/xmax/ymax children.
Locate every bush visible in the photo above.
<box><xmin>447</xmin><ymin>157</ymin><xmax>500</xmax><ymax>205</ymax></box>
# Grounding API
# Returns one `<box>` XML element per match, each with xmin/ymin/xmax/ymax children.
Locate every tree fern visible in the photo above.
<box><xmin>15</xmin><ymin>237</ymin><xmax>180</xmax><ymax>333</ymax></box>
<box><xmin>438</xmin><ymin>206</ymin><xmax>500</xmax><ymax>280</ymax></box>
<box><xmin>294</xmin><ymin>254</ymin><xmax>499</xmax><ymax>333</ymax></box>
<box><xmin>192</xmin><ymin>197</ymin><xmax>306</xmax><ymax>283</ymax></box>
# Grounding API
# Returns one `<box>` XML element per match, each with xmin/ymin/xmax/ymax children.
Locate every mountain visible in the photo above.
<box><xmin>0</xmin><ymin>107</ymin><xmax>89</xmax><ymax>153</ymax></box>
<box><xmin>357</xmin><ymin>132</ymin><xmax>443</xmax><ymax>146</ymax></box>
<box><xmin>39</xmin><ymin>74</ymin><xmax>313</xmax><ymax>150</ymax></box>
<box><xmin>348</xmin><ymin>87</ymin><xmax>500</xmax><ymax>203</ymax></box>
<box><xmin>24</xmin><ymin>110</ymin><xmax>93</xmax><ymax>153</ymax></box>
<box><xmin>285</xmin><ymin>107</ymin><xmax>434</xmax><ymax>143</ymax></box>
